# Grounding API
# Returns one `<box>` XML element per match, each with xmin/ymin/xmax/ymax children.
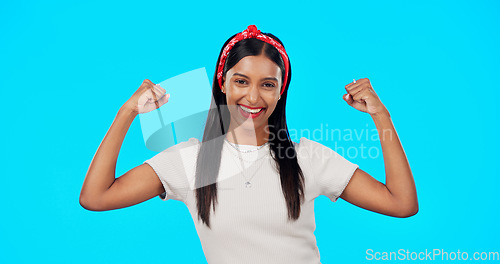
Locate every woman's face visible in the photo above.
<box><xmin>222</xmin><ymin>54</ymin><xmax>282</xmax><ymax>132</ymax></box>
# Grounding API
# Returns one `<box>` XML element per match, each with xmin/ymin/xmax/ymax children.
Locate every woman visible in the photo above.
<box><xmin>80</xmin><ymin>25</ymin><xmax>418</xmax><ymax>263</ymax></box>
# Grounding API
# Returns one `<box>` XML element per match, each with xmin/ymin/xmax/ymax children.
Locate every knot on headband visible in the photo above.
<box><xmin>216</xmin><ymin>25</ymin><xmax>289</xmax><ymax>95</ymax></box>
<box><xmin>241</xmin><ymin>25</ymin><xmax>261</xmax><ymax>38</ymax></box>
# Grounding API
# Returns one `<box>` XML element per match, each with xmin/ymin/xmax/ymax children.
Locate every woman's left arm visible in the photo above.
<box><xmin>338</xmin><ymin>78</ymin><xmax>418</xmax><ymax>218</ymax></box>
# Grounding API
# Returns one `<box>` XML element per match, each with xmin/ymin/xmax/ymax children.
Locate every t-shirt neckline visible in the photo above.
<box><xmin>223</xmin><ymin>138</ymin><xmax>270</xmax><ymax>159</ymax></box>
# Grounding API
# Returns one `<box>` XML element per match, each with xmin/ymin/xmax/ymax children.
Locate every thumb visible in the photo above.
<box><xmin>343</xmin><ymin>93</ymin><xmax>354</xmax><ymax>105</ymax></box>
<box><xmin>157</xmin><ymin>93</ymin><xmax>170</xmax><ymax>108</ymax></box>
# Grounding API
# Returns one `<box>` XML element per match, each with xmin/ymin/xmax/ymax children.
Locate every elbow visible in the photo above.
<box><xmin>399</xmin><ymin>207</ymin><xmax>418</xmax><ymax>218</ymax></box>
<box><xmin>79</xmin><ymin>194</ymin><xmax>102</xmax><ymax>211</ymax></box>
<box><xmin>79</xmin><ymin>195</ymin><xmax>93</xmax><ymax>211</ymax></box>
<box><xmin>394</xmin><ymin>203</ymin><xmax>419</xmax><ymax>218</ymax></box>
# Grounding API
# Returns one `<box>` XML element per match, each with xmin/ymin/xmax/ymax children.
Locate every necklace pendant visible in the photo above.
<box><xmin>244</xmin><ymin>181</ymin><xmax>252</xmax><ymax>188</ymax></box>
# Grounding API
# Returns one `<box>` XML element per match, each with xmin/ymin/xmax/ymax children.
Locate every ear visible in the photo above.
<box><xmin>221</xmin><ymin>77</ymin><xmax>226</xmax><ymax>93</ymax></box>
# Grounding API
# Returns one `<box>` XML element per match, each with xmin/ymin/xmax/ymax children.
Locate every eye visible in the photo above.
<box><xmin>234</xmin><ymin>79</ymin><xmax>247</xmax><ymax>85</ymax></box>
<box><xmin>263</xmin><ymin>83</ymin><xmax>276</xmax><ymax>88</ymax></box>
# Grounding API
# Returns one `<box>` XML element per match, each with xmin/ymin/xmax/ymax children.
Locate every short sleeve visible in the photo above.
<box><xmin>143</xmin><ymin>138</ymin><xmax>200</xmax><ymax>202</ymax></box>
<box><xmin>297</xmin><ymin>137</ymin><xmax>359</xmax><ymax>202</ymax></box>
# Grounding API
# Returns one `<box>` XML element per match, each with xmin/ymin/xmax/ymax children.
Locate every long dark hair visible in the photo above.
<box><xmin>195</xmin><ymin>31</ymin><xmax>305</xmax><ymax>228</ymax></box>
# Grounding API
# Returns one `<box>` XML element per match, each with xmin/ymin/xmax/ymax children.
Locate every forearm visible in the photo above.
<box><xmin>371</xmin><ymin>110</ymin><xmax>418</xmax><ymax>213</ymax></box>
<box><xmin>80</xmin><ymin>106</ymin><xmax>138</xmax><ymax>203</ymax></box>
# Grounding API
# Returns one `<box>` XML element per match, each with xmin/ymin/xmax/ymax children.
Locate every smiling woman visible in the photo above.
<box><xmin>229</xmin><ymin>70</ymin><xmax>279</xmax><ymax>119</ymax></box>
<box><xmin>80</xmin><ymin>24</ymin><xmax>418</xmax><ymax>264</ymax></box>
<box><xmin>223</xmin><ymin>54</ymin><xmax>282</xmax><ymax>135</ymax></box>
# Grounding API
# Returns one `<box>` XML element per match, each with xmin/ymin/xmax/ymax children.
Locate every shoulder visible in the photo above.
<box><xmin>293</xmin><ymin>137</ymin><xmax>359</xmax><ymax>201</ymax></box>
<box><xmin>160</xmin><ymin>137</ymin><xmax>201</xmax><ymax>154</ymax></box>
<box><xmin>144</xmin><ymin>137</ymin><xmax>201</xmax><ymax>180</ymax></box>
<box><xmin>293</xmin><ymin>137</ymin><xmax>355</xmax><ymax>169</ymax></box>
<box><xmin>294</xmin><ymin>137</ymin><xmax>327</xmax><ymax>148</ymax></box>
<box><xmin>294</xmin><ymin>137</ymin><xmax>338</xmax><ymax>159</ymax></box>
<box><xmin>176</xmin><ymin>137</ymin><xmax>201</xmax><ymax>148</ymax></box>
<box><xmin>146</xmin><ymin>137</ymin><xmax>201</xmax><ymax>166</ymax></box>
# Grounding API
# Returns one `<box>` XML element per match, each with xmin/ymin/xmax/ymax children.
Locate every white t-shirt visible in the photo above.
<box><xmin>143</xmin><ymin>137</ymin><xmax>359</xmax><ymax>264</ymax></box>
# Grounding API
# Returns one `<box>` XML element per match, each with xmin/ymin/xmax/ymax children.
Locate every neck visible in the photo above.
<box><xmin>226</xmin><ymin>121</ymin><xmax>270</xmax><ymax>146</ymax></box>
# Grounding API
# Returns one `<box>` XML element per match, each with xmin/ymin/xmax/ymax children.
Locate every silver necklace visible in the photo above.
<box><xmin>224</xmin><ymin>138</ymin><xmax>269</xmax><ymax>188</ymax></box>
<box><xmin>224</xmin><ymin>137</ymin><xmax>269</xmax><ymax>153</ymax></box>
<box><xmin>234</xmin><ymin>154</ymin><xmax>268</xmax><ymax>188</ymax></box>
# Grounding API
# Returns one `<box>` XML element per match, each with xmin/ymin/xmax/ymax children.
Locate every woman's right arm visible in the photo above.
<box><xmin>79</xmin><ymin>79</ymin><xmax>169</xmax><ymax>211</ymax></box>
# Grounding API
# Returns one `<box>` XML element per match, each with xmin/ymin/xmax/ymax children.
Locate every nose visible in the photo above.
<box><xmin>246</xmin><ymin>84</ymin><xmax>261</xmax><ymax>105</ymax></box>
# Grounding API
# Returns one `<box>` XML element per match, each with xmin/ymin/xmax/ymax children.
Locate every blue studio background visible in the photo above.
<box><xmin>1</xmin><ymin>0</ymin><xmax>499</xmax><ymax>263</ymax></box>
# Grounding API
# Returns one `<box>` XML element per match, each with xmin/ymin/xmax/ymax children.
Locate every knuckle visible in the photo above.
<box><xmin>143</xmin><ymin>79</ymin><xmax>154</xmax><ymax>86</ymax></box>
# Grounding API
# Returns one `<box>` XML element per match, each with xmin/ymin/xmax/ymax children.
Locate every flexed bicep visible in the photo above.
<box><xmin>82</xmin><ymin>164</ymin><xmax>165</xmax><ymax>211</ymax></box>
<box><xmin>339</xmin><ymin>168</ymin><xmax>415</xmax><ymax>218</ymax></box>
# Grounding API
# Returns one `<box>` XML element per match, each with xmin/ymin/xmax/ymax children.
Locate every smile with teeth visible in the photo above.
<box><xmin>239</xmin><ymin>105</ymin><xmax>264</xmax><ymax>114</ymax></box>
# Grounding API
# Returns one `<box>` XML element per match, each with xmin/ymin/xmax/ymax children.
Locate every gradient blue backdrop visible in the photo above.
<box><xmin>1</xmin><ymin>0</ymin><xmax>498</xmax><ymax>263</ymax></box>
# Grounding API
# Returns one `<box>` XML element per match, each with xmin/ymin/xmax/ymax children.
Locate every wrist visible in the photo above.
<box><xmin>370</xmin><ymin>108</ymin><xmax>390</xmax><ymax>119</ymax></box>
<box><xmin>119</xmin><ymin>104</ymin><xmax>138</xmax><ymax>118</ymax></box>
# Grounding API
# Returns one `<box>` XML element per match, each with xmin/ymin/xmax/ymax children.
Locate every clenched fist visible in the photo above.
<box><xmin>123</xmin><ymin>79</ymin><xmax>170</xmax><ymax>114</ymax></box>
<box><xmin>343</xmin><ymin>78</ymin><xmax>387</xmax><ymax>115</ymax></box>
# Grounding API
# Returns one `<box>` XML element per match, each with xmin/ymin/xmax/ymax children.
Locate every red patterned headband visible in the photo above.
<box><xmin>216</xmin><ymin>25</ymin><xmax>289</xmax><ymax>95</ymax></box>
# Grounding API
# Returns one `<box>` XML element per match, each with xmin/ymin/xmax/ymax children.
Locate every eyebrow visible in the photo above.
<box><xmin>233</xmin><ymin>73</ymin><xmax>278</xmax><ymax>82</ymax></box>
